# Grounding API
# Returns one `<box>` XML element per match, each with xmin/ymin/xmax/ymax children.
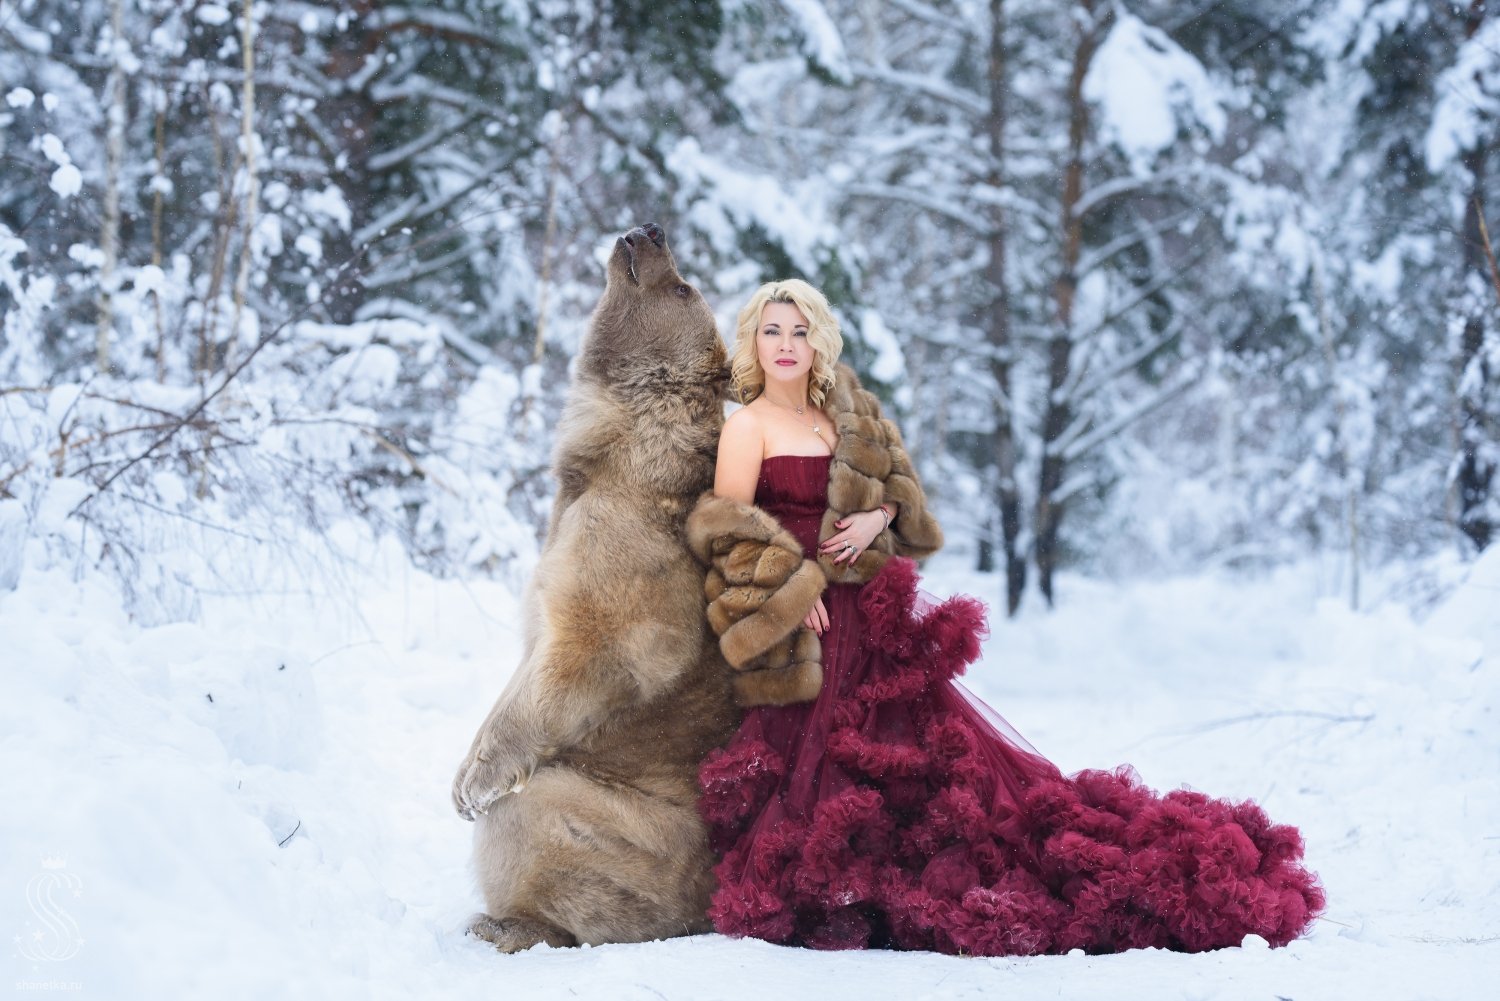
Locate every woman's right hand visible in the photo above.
<box><xmin>804</xmin><ymin>595</ymin><xmax>829</xmax><ymax>635</ymax></box>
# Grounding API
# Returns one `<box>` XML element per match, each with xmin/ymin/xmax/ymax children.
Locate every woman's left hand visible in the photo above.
<box><xmin>819</xmin><ymin>509</ymin><xmax>886</xmax><ymax>565</ymax></box>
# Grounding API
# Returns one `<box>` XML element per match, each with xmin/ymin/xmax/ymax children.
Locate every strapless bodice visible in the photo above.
<box><xmin>754</xmin><ymin>453</ymin><xmax>832</xmax><ymax>554</ymax></box>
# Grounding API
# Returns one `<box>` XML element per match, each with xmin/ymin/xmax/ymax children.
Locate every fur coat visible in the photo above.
<box><xmin>687</xmin><ymin>364</ymin><xmax>943</xmax><ymax>708</ymax></box>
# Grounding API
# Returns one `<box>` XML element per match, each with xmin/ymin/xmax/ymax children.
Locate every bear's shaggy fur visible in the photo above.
<box><xmin>451</xmin><ymin>223</ymin><xmax>738</xmax><ymax>952</ymax></box>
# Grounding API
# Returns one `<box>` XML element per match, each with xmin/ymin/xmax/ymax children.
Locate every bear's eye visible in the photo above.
<box><xmin>674</xmin><ymin>284</ymin><xmax>691</xmax><ymax>299</ymax></box>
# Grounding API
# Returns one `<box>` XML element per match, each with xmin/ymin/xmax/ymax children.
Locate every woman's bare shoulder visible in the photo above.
<box><xmin>724</xmin><ymin>401</ymin><xmax>764</xmax><ymax>425</ymax></box>
<box><xmin>715</xmin><ymin>405</ymin><xmax>765</xmax><ymax>501</ymax></box>
<box><xmin>720</xmin><ymin>403</ymin><xmax>764</xmax><ymax>441</ymax></box>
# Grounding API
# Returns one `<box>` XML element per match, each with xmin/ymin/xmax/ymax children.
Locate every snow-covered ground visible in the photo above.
<box><xmin>3</xmin><ymin>525</ymin><xmax>1496</xmax><ymax>1000</ymax></box>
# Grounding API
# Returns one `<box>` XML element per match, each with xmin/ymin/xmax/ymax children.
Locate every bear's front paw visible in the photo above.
<box><xmin>452</xmin><ymin>732</ymin><xmax>537</xmax><ymax>822</ymax></box>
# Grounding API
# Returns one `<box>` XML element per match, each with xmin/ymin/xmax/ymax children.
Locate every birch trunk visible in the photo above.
<box><xmin>1312</xmin><ymin>250</ymin><xmax>1360</xmax><ymax>610</ymax></box>
<box><xmin>228</xmin><ymin>0</ymin><xmax>259</xmax><ymax>370</ymax></box>
<box><xmin>96</xmin><ymin>0</ymin><xmax>127</xmax><ymax>373</ymax></box>
<box><xmin>152</xmin><ymin>100</ymin><xmax>166</xmax><ymax>382</ymax></box>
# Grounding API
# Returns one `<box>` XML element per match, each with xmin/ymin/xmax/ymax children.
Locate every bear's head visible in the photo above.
<box><xmin>580</xmin><ymin>223</ymin><xmax>727</xmax><ymax>399</ymax></box>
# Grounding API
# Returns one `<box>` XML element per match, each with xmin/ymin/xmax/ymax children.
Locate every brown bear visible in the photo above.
<box><xmin>451</xmin><ymin>223</ymin><xmax>739</xmax><ymax>952</ymax></box>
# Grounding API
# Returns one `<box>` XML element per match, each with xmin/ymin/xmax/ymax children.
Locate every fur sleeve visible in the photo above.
<box><xmin>875</xmin><ymin>410</ymin><xmax>943</xmax><ymax>561</ymax></box>
<box><xmin>817</xmin><ymin>366</ymin><xmax>944</xmax><ymax>585</ymax></box>
<box><xmin>686</xmin><ymin>491</ymin><xmax>825</xmax><ymax>706</ymax></box>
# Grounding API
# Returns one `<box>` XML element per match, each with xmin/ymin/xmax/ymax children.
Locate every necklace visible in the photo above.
<box><xmin>766</xmin><ymin>394</ymin><xmax>824</xmax><ymax>437</ymax></box>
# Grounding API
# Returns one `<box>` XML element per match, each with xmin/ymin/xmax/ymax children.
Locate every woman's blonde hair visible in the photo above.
<box><xmin>729</xmin><ymin>279</ymin><xmax>843</xmax><ymax>407</ymax></box>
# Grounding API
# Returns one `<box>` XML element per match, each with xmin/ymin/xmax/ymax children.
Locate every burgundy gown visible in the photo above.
<box><xmin>697</xmin><ymin>453</ymin><xmax>1324</xmax><ymax>955</ymax></box>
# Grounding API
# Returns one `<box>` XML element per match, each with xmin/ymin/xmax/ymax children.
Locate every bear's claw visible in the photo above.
<box><xmin>452</xmin><ymin>732</ymin><xmax>536</xmax><ymax>820</ymax></box>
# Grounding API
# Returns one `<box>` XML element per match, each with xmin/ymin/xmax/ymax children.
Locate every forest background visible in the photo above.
<box><xmin>4</xmin><ymin>0</ymin><xmax>1497</xmax><ymax>619</ymax></box>
<box><xmin>3</xmin><ymin>3</ymin><xmax>1499</xmax><ymax>997</ymax></box>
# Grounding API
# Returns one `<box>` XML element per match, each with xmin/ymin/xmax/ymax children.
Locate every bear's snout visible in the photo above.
<box><xmin>624</xmin><ymin>222</ymin><xmax>665</xmax><ymax>249</ymax></box>
<box><xmin>611</xmin><ymin>222</ymin><xmax>678</xmax><ymax>291</ymax></box>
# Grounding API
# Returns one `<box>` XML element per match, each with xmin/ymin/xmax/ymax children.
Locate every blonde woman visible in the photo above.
<box><xmin>688</xmin><ymin>279</ymin><xmax>1323</xmax><ymax>956</ymax></box>
<box><xmin>714</xmin><ymin>279</ymin><xmax>888</xmax><ymax>638</ymax></box>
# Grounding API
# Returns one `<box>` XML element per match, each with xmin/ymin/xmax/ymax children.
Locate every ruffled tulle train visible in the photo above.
<box><xmin>698</xmin><ymin>557</ymin><xmax>1324</xmax><ymax>955</ymax></box>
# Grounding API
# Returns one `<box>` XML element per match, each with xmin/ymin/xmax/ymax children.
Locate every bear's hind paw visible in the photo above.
<box><xmin>467</xmin><ymin>912</ymin><xmax>576</xmax><ymax>953</ymax></box>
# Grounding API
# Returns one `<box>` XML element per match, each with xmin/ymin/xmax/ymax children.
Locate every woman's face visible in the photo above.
<box><xmin>757</xmin><ymin>300</ymin><xmax>815</xmax><ymax>391</ymax></box>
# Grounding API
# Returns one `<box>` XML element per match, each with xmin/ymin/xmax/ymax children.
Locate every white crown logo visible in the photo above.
<box><xmin>40</xmin><ymin>854</ymin><xmax>67</xmax><ymax>870</ymax></box>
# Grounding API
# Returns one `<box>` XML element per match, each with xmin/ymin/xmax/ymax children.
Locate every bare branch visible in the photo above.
<box><xmin>269</xmin><ymin>415</ymin><xmax>454</xmax><ymax>493</ymax></box>
<box><xmin>1072</xmin><ymin>315</ymin><xmax>1188</xmax><ymax>405</ymax></box>
<box><xmin>367</xmin><ymin>8</ymin><xmax>517</xmax><ymax>51</ymax></box>
<box><xmin>1073</xmin><ymin>168</ymin><xmax>1200</xmax><ymax>220</ymax></box>
<box><xmin>884</xmin><ymin>0</ymin><xmax>979</xmax><ymax>37</ymax></box>
<box><xmin>61</xmin><ymin>52</ymin><xmax>327</xmax><ymax>100</ymax></box>
<box><xmin>848</xmin><ymin>62</ymin><xmax>987</xmax><ymax>117</ymax></box>
<box><xmin>353</xmin><ymin>142</ymin><xmax>539</xmax><ymax>246</ymax></box>
<box><xmin>369</xmin><ymin>112</ymin><xmax>483</xmax><ymax>173</ymax></box>
<box><xmin>1061</xmin><ymin>362</ymin><xmax>1203</xmax><ymax>463</ymax></box>
<box><xmin>364</xmin><ymin>244</ymin><xmax>477</xmax><ymax>289</ymax></box>
<box><xmin>67</xmin><ymin>244</ymin><xmax>376</xmax><ymax>515</ymax></box>
<box><xmin>1076</xmin><ymin>207</ymin><xmax>1204</xmax><ymax>278</ymax></box>
<box><xmin>0</xmin><ymin>458</ymin><xmax>33</xmax><ymax>499</ymax></box>
<box><xmin>841</xmin><ymin>182</ymin><xmax>991</xmax><ymax>234</ymax></box>
<box><xmin>353</xmin><ymin>194</ymin><xmax>423</xmax><ymax>248</ymax></box>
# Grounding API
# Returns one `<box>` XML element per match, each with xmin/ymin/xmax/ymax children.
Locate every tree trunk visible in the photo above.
<box><xmin>228</xmin><ymin>0</ymin><xmax>260</xmax><ymax>370</ymax></box>
<box><xmin>534</xmin><ymin>132</ymin><xmax>562</xmax><ymax>362</ymax></box>
<box><xmin>152</xmin><ymin>100</ymin><xmax>166</xmax><ymax>382</ymax></box>
<box><xmin>1457</xmin><ymin>2</ymin><xmax>1495</xmax><ymax>552</ymax></box>
<box><xmin>983</xmin><ymin>0</ymin><xmax>1025</xmax><ymax>615</ymax></box>
<box><xmin>1311</xmin><ymin>249</ymin><xmax>1360</xmax><ymax>609</ymax></box>
<box><xmin>977</xmin><ymin>520</ymin><xmax>995</xmax><ymax>573</ymax></box>
<box><xmin>1458</xmin><ymin>149</ymin><xmax>1494</xmax><ymax>552</ymax></box>
<box><xmin>319</xmin><ymin>0</ymin><xmax>382</xmax><ymax>323</ymax></box>
<box><xmin>1034</xmin><ymin>0</ymin><xmax>1110</xmax><ymax>605</ymax></box>
<box><xmin>97</xmin><ymin>0</ymin><xmax>127</xmax><ymax>374</ymax></box>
